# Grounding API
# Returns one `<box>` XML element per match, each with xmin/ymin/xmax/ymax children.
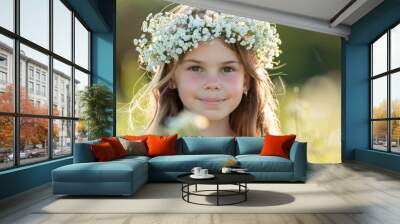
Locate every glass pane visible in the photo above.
<box><xmin>53</xmin><ymin>0</ymin><xmax>72</xmax><ymax>60</ymax></box>
<box><xmin>20</xmin><ymin>117</ymin><xmax>49</xmax><ymax>165</ymax></box>
<box><xmin>20</xmin><ymin>44</ymin><xmax>49</xmax><ymax>115</ymax></box>
<box><xmin>372</xmin><ymin>33</ymin><xmax>387</xmax><ymax>76</ymax></box>
<box><xmin>0</xmin><ymin>0</ymin><xmax>14</xmax><ymax>31</ymax></box>
<box><xmin>391</xmin><ymin>120</ymin><xmax>400</xmax><ymax>153</ymax></box>
<box><xmin>53</xmin><ymin>119</ymin><xmax>72</xmax><ymax>158</ymax></box>
<box><xmin>0</xmin><ymin>34</ymin><xmax>14</xmax><ymax>112</ymax></box>
<box><xmin>20</xmin><ymin>0</ymin><xmax>49</xmax><ymax>49</ymax></box>
<box><xmin>391</xmin><ymin>24</ymin><xmax>400</xmax><ymax>70</ymax></box>
<box><xmin>0</xmin><ymin>116</ymin><xmax>13</xmax><ymax>170</ymax></box>
<box><xmin>75</xmin><ymin>120</ymin><xmax>88</xmax><ymax>143</ymax></box>
<box><xmin>74</xmin><ymin>17</ymin><xmax>89</xmax><ymax>70</ymax></box>
<box><xmin>391</xmin><ymin>72</ymin><xmax>400</xmax><ymax>118</ymax></box>
<box><xmin>372</xmin><ymin>121</ymin><xmax>388</xmax><ymax>151</ymax></box>
<box><xmin>53</xmin><ymin>59</ymin><xmax>72</xmax><ymax>117</ymax></box>
<box><xmin>372</xmin><ymin>76</ymin><xmax>387</xmax><ymax>119</ymax></box>
<box><xmin>74</xmin><ymin>69</ymin><xmax>89</xmax><ymax>118</ymax></box>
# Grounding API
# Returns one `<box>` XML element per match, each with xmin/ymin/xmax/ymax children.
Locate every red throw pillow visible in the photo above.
<box><xmin>260</xmin><ymin>134</ymin><xmax>296</xmax><ymax>159</ymax></box>
<box><xmin>91</xmin><ymin>142</ymin><xmax>118</xmax><ymax>161</ymax></box>
<box><xmin>146</xmin><ymin>134</ymin><xmax>178</xmax><ymax>157</ymax></box>
<box><xmin>101</xmin><ymin>137</ymin><xmax>126</xmax><ymax>158</ymax></box>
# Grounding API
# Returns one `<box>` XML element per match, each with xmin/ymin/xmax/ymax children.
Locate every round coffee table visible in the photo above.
<box><xmin>177</xmin><ymin>172</ymin><xmax>255</xmax><ymax>206</ymax></box>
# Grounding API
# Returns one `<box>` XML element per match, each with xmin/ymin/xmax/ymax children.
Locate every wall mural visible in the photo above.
<box><xmin>116</xmin><ymin>0</ymin><xmax>341</xmax><ymax>163</ymax></box>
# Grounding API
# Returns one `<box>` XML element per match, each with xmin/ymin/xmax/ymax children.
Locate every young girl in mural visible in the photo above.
<box><xmin>130</xmin><ymin>4</ymin><xmax>282</xmax><ymax>136</ymax></box>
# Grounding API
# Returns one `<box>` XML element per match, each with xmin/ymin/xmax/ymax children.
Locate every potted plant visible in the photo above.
<box><xmin>79</xmin><ymin>84</ymin><xmax>113</xmax><ymax>140</ymax></box>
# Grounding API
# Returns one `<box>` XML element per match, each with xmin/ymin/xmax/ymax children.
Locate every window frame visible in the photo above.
<box><xmin>370</xmin><ymin>21</ymin><xmax>400</xmax><ymax>154</ymax></box>
<box><xmin>0</xmin><ymin>70</ymin><xmax>7</xmax><ymax>85</ymax></box>
<box><xmin>0</xmin><ymin>0</ymin><xmax>92</xmax><ymax>171</ymax></box>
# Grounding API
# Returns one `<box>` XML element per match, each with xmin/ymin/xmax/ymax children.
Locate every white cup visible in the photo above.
<box><xmin>191</xmin><ymin>167</ymin><xmax>202</xmax><ymax>176</ymax></box>
<box><xmin>221</xmin><ymin>167</ymin><xmax>232</xmax><ymax>174</ymax></box>
<box><xmin>200</xmin><ymin>169</ymin><xmax>208</xmax><ymax>176</ymax></box>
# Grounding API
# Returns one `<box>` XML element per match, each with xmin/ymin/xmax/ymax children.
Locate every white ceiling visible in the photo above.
<box><xmin>226</xmin><ymin>0</ymin><xmax>352</xmax><ymax>22</ymax></box>
<box><xmin>166</xmin><ymin>0</ymin><xmax>384</xmax><ymax>38</ymax></box>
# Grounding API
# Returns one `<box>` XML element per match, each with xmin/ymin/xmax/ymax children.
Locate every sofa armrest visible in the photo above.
<box><xmin>289</xmin><ymin>141</ymin><xmax>307</xmax><ymax>181</ymax></box>
<box><xmin>73</xmin><ymin>140</ymin><xmax>100</xmax><ymax>163</ymax></box>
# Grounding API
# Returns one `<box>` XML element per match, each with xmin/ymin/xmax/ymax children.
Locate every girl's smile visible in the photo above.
<box><xmin>196</xmin><ymin>97</ymin><xmax>227</xmax><ymax>107</ymax></box>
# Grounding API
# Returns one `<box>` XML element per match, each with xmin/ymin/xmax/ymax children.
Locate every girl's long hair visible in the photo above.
<box><xmin>128</xmin><ymin>5</ymin><xmax>280</xmax><ymax>136</ymax></box>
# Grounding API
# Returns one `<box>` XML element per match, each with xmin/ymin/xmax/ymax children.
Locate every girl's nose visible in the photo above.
<box><xmin>203</xmin><ymin>73</ymin><xmax>221</xmax><ymax>91</ymax></box>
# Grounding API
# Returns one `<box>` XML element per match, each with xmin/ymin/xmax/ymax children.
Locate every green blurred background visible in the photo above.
<box><xmin>116</xmin><ymin>0</ymin><xmax>342</xmax><ymax>163</ymax></box>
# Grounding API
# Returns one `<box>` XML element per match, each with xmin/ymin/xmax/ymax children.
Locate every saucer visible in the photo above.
<box><xmin>232</xmin><ymin>170</ymin><xmax>249</xmax><ymax>174</ymax></box>
<box><xmin>190</xmin><ymin>174</ymin><xmax>215</xmax><ymax>179</ymax></box>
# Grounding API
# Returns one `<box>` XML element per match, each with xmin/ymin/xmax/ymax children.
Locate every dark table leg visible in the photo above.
<box><xmin>187</xmin><ymin>184</ymin><xmax>190</xmax><ymax>202</ymax></box>
<box><xmin>181</xmin><ymin>183</ymin><xmax>183</xmax><ymax>199</ymax></box>
<box><xmin>217</xmin><ymin>184</ymin><xmax>219</xmax><ymax>206</ymax></box>
<box><xmin>245</xmin><ymin>183</ymin><xmax>247</xmax><ymax>201</ymax></box>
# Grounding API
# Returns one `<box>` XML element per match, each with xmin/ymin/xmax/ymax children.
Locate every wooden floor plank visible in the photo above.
<box><xmin>1</xmin><ymin>162</ymin><xmax>400</xmax><ymax>224</ymax></box>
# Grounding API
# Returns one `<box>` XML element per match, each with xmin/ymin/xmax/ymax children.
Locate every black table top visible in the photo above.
<box><xmin>177</xmin><ymin>172</ymin><xmax>255</xmax><ymax>185</ymax></box>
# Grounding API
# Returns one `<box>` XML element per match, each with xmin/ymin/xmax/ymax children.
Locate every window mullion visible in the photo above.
<box><xmin>388</xmin><ymin>29</ymin><xmax>391</xmax><ymax>153</ymax></box>
<box><xmin>370</xmin><ymin>45</ymin><xmax>373</xmax><ymax>149</ymax></box>
<box><xmin>71</xmin><ymin>10</ymin><xmax>76</xmax><ymax>155</ymax></box>
<box><xmin>48</xmin><ymin>0</ymin><xmax>53</xmax><ymax>160</ymax></box>
<box><xmin>13</xmin><ymin>0</ymin><xmax>20</xmax><ymax>167</ymax></box>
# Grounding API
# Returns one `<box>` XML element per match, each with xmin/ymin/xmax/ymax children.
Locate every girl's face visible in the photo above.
<box><xmin>173</xmin><ymin>38</ymin><xmax>246</xmax><ymax>121</ymax></box>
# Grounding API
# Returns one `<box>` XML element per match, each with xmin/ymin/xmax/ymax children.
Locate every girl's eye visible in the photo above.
<box><xmin>188</xmin><ymin>66</ymin><xmax>202</xmax><ymax>72</ymax></box>
<box><xmin>222</xmin><ymin>67</ymin><xmax>235</xmax><ymax>73</ymax></box>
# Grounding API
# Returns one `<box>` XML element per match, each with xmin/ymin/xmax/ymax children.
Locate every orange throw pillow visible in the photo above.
<box><xmin>101</xmin><ymin>137</ymin><xmax>127</xmax><ymax>158</ymax></box>
<box><xmin>146</xmin><ymin>134</ymin><xmax>178</xmax><ymax>157</ymax></box>
<box><xmin>260</xmin><ymin>134</ymin><xmax>296</xmax><ymax>159</ymax></box>
<box><xmin>91</xmin><ymin>142</ymin><xmax>118</xmax><ymax>161</ymax></box>
<box><xmin>124</xmin><ymin>135</ymin><xmax>149</xmax><ymax>142</ymax></box>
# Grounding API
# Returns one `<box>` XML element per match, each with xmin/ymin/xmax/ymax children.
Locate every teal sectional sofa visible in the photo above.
<box><xmin>52</xmin><ymin>137</ymin><xmax>307</xmax><ymax>196</ymax></box>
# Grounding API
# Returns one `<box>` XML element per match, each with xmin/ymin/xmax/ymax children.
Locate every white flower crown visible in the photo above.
<box><xmin>133</xmin><ymin>8</ymin><xmax>282</xmax><ymax>73</ymax></box>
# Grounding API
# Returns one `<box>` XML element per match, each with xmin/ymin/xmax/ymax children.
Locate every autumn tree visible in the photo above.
<box><xmin>0</xmin><ymin>84</ymin><xmax>59</xmax><ymax>151</ymax></box>
<box><xmin>372</xmin><ymin>99</ymin><xmax>400</xmax><ymax>144</ymax></box>
<box><xmin>0</xmin><ymin>84</ymin><xmax>14</xmax><ymax>149</ymax></box>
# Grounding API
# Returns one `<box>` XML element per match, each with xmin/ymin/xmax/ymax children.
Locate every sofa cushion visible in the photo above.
<box><xmin>101</xmin><ymin>137</ymin><xmax>127</xmax><ymax>158</ymax></box>
<box><xmin>119</xmin><ymin>138</ymin><xmax>147</xmax><ymax>156</ymax></box>
<box><xmin>236</xmin><ymin>155</ymin><xmax>293</xmax><ymax>172</ymax></box>
<box><xmin>52</xmin><ymin>158</ymin><xmax>147</xmax><ymax>183</ymax></box>
<box><xmin>235</xmin><ymin>137</ymin><xmax>264</xmax><ymax>155</ymax></box>
<box><xmin>90</xmin><ymin>142</ymin><xmax>118</xmax><ymax>161</ymax></box>
<box><xmin>148</xmin><ymin>154</ymin><xmax>235</xmax><ymax>172</ymax></box>
<box><xmin>147</xmin><ymin>134</ymin><xmax>178</xmax><ymax>157</ymax></box>
<box><xmin>114</xmin><ymin>155</ymin><xmax>150</xmax><ymax>163</ymax></box>
<box><xmin>177</xmin><ymin>137</ymin><xmax>235</xmax><ymax>155</ymax></box>
<box><xmin>124</xmin><ymin>135</ymin><xmax>150</xmax><ymax>149</ymax></box>
<box><xmin>260</xmin><ymin>134</ymin><xmax>296</xmax><ymax>159</ymax></box>
<box><xmin>124</xmin><ymin>135</ymin><xmax>148</xmax><ymax>142</ymax></box>
<box><xmin>73</xmin><ymin>139</ymin><xmax>100</xmax><ymax>163</ymax></box>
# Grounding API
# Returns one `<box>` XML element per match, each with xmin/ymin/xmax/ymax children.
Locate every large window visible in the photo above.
<box><xmin>0</xmin><ymin>0</ymin><xmax>91</xmax><ymax>171</ymax></box>
<box><xmin>370</xmin><ymin>23</ymin><xmax>400</xmax><ymax>154</ymax></box>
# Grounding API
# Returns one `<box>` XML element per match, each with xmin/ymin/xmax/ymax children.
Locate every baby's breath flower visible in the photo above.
<box><xmin>175</xmin><ymin>48</ymin><xmax>183</xmax><ymax>54</ymax></box>
<box><xmin>133</xmin><ymin>9</ymin><xmax>282</xmax><ymax>73</ymax></box>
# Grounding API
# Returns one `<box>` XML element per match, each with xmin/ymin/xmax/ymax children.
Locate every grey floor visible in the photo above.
<box><xmin>0</xmin><ymin>162</ymin><xmax>400</xmax><ymax>224</ymax></box>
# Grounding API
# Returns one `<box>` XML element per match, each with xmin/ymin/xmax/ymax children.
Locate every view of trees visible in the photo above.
<box><xmin>0</xmin><ymin>84</ymin><xmax>59</xmax><ymax>152</ymax></box>
<box><xmin>372</xmin><ymin>99</ymin><xmax>400</xmax><ymax>148</ymax></box>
